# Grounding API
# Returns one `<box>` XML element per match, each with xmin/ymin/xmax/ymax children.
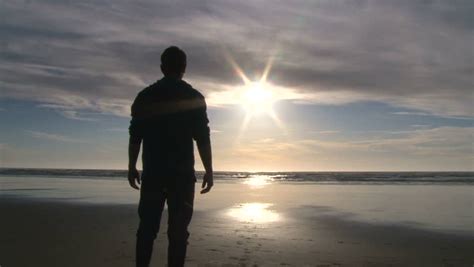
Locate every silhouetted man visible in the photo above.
<box><xmin>128</xmin><ymin>46</ymin><xmax>213</xmax><ymax>267</ymax></box>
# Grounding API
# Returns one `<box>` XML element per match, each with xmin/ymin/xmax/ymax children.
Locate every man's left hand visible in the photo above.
<box><xmin>128</xmin><ymin>167</ymin><xmax>141</xmax><ymax>190</ymax></box>
<box><xmin>200</xmin><ymin>172</ymin><xmax>213</xmax><ymax>194</ymax></box>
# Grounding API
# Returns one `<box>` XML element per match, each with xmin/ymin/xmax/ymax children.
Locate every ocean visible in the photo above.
<box><xmin>0</xmin><ymin>168</ymin><xmax>473</xmax><ymax>184</ymax></box>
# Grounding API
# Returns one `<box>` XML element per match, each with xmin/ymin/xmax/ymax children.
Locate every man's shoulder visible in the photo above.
<box><xmin>180</xmin><ymin>80</ymin><xmax>204</xmax><ymax>99</ymax></box>
<box><xmin>134</xmin><ymin>79</ymin><xmax>205</xmax><ymax>104</ymax></box>
<box><xmin>187</xmin><ymin>87</ymin><xmax>205</xmax><ymax>101</ymax></box>
<box><xmin>178</xmin><ymin>81</ymin><xmax>207</xmax><ymax>111</ymax></box>
<box><xmin>136</xmin><ymin>81</ymin><xmax>160</xmax><ymax>97</ymax></box>
<box><xmin>179</xmin><ymin>80</ymin><xmax>203</xmax><ymax>97</ymax></box>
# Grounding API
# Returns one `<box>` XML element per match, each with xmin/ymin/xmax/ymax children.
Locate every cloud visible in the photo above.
<box><xmin>386</xmin><ymin>126</ymin><xmax>472</xmax><ymax>155</ymax></box>
<box><xmin>226</xmin><ymin>126</ymin><xmax>473</xmax><ymax>170</ymax></box>
<box><xmin>314</xmin><ymin>130</ymin><xmax>340</xmax><ymax>135</ymax></box>
<box><xmin>1</xmin><ymin>0</ymin><xmax>473</xmax><ymax>118</ymax></box>
<box><xmin>27</xmin><ymin>130</ymin><xmax>86</xmax><ymax>143</ymax></box>
<box><xmin>58</xmin><ymin>110</ymin><xmax>97</xmax><ymax>121</ymax></box>
<box><xmin>104</xmin><ymin>128</ymin><xmax>128</xmax><ymax>132</ymax></box>
<box><xmin>392</xmin><ymin>111</ymin><xmax>474</xmax><ymax>120</ymax></box>
<box><xmin>311</xmin><ymin>127</ymin><xmax>474</xmax><ymax>160</ymax></box>
<box><xmin>392</xmin><ymin>111</ymin><xmax>433</xmax><ymax>116</ymax></box>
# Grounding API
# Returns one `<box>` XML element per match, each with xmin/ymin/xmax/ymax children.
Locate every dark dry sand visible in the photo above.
<box><xmin>0</xmin><ymin>198</ymin><xmax>473</xmax><ymax>267</ymax></box>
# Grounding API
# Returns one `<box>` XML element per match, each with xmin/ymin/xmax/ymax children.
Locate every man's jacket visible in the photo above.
<box><xmin>129</xmin><ymin>77</ymin><xmax>210</xmax><ymax>188</ymax></box>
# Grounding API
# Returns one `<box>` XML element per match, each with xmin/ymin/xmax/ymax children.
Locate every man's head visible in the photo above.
<box><xmin>161</xmin><ymin>46</ymin><xmax>187</xmax><ymax>78</ymax></box>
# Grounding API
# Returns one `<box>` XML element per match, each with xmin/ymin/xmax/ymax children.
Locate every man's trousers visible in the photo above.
<box><xmin>136</xmin><ymin>182</ymin><xmax>195</xmax><ymax>267</ymax></box>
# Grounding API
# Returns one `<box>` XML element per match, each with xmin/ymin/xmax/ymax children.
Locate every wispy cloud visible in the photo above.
<box><xmin>58</xmin><ymin>110</ymin><xmax>98</xmax><ymax>121</ymax></box>
<box><xmin>1</xmin><ymin>0</ymin><xmax>472</xmax><ymax>118</ymax></box>
<box><xmin>314</xmin><ymin>130</ymin><xmax>340</xmax><ymax>135</ymax></box>
<box><xmin>392</xmin><ymin>111</ymin><xmax>432</xmax><ymax>116</ymax></box>
<box><xmin>227</xmin><ymin>126</ymin><xmax>474</xmax><ymax>170</ymax></box>
<box><xmin>104</xmin><ymin>128</ymin><xmax>128</xmax><ymax>132</ymax></box>
<box><xmin>392</xmin><ymin>111</ymin><xmax>474</xmax><ymax>120</ymax></box>
<box><xmin>27</xmin><ymin>130</ymin><xmax>86</xmax><ymax>143</ymax></box>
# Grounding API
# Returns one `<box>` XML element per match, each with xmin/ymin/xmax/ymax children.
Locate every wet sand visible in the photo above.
<box><xmin>0</xmin><ymin>196</ymin><xmax>473</xmax><ymax>266</ymax></box>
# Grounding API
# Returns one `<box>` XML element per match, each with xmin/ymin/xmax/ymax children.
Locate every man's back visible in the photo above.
<box><xmin>129</xmin><ymin>77</ymin><xmax>210</xmax><ymax>188</ymax></box>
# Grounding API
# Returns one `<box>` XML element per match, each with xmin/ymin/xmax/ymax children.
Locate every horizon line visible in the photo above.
<box><xmin>0</xmin><ymin>167</ymin><xmax>473</xmax><ymax>173</ymax></box>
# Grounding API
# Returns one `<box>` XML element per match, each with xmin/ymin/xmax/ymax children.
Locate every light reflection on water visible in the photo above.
<box><xmin>243</xmin><ymin>175</ymin><xmax>273</xmax><ymax>188</ymax></box>
<box><xmin>227</xmin><ymin>202</ymin><xmax>280</xmax><ymax>223</ymax></box>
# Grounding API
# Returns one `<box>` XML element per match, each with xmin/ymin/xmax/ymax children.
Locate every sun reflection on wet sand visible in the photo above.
<box><xmin>227</xmin><ymin>203</ymin><xmax>280</xmax><ymax>223</ymax></box>
<box><xmin>243</xmin><ymin>175</ymin><xmax>273</xmax><ymax>188</ymax></box>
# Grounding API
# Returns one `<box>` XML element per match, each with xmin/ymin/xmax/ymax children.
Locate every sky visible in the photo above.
<box><xmin>1</xmin><ymin>0</ymin><xmax>473</xmax><ymax>171</ymax></box>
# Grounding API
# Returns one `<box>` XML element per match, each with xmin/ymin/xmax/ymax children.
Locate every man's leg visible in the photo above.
<box><xmin>166</xmin><ymin>182</ymin><xmax>195</xmax><ymax>267</ymax></box>
<box><xmin>136</xmin><ymin>188</ymin><xmax>166</xmax><ymax>267</ymax></box>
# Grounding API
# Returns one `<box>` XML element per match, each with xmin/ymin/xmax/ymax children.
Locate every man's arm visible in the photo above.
<box><xmin>128</xmin><ymin>137</ymin><xmax>141</xmax><ymax>190</ymax></box>
<box><xmin>192</xmin><ymin>95</ymin><xmax>213</xmax><ymax>194</ymax></box>
<box><xmin>128</xmin><ymin>93</ymin><xmax>144</xmax><ymax>190</ymax></box>
<box><xmin>197</xmin><ymin>140</ymin><xmax>213</xmax><ymax>194</ymax></box>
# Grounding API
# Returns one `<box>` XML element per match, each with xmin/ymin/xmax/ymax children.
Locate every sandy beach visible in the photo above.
<box><xmin>1</xmin><ymin>177</ymin><xmax>473</xmax><ymax>266</ymax></box>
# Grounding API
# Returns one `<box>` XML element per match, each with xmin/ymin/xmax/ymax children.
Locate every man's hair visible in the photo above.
<box><xmin>161</xmin><ymin>46</ymin><xmax>187</xmax><ymax>75</ymax></box>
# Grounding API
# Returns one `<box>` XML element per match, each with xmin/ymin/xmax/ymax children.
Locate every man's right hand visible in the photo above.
<box><xmin>200</xmin><ymin>171</ymin><xmax>214</xmax><ymax>194</ymax></box>
<box><xmin>128</xmin><ymin>167</ymin><xmax>141</xmax><ymax>190</ymax></box>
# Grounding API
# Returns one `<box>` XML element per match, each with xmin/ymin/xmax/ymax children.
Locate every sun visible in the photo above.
<box><xmin>241</xmin><ymin>81</ymin><xmax>275</xmax><ymax>116</ymax></box>
<box><xmin>223</xmin><ymin>53</ymin><xmax>286</xmax><ymax>137</ymax></box>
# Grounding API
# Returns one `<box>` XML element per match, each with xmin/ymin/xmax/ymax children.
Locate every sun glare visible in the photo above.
<box><xmin>222</xmin><ymin>52</ymin><xmax>288</xmax><ymax>139</ymax></box>
<box><xmin>243</xmin><ymin>174</ymin><xmax>273</xmax><ymax>188</ymax></box>
<box><xmin>242</xmin><ymin>82</ymin><xmax>275</xmax><ymax>115</ymax></box>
